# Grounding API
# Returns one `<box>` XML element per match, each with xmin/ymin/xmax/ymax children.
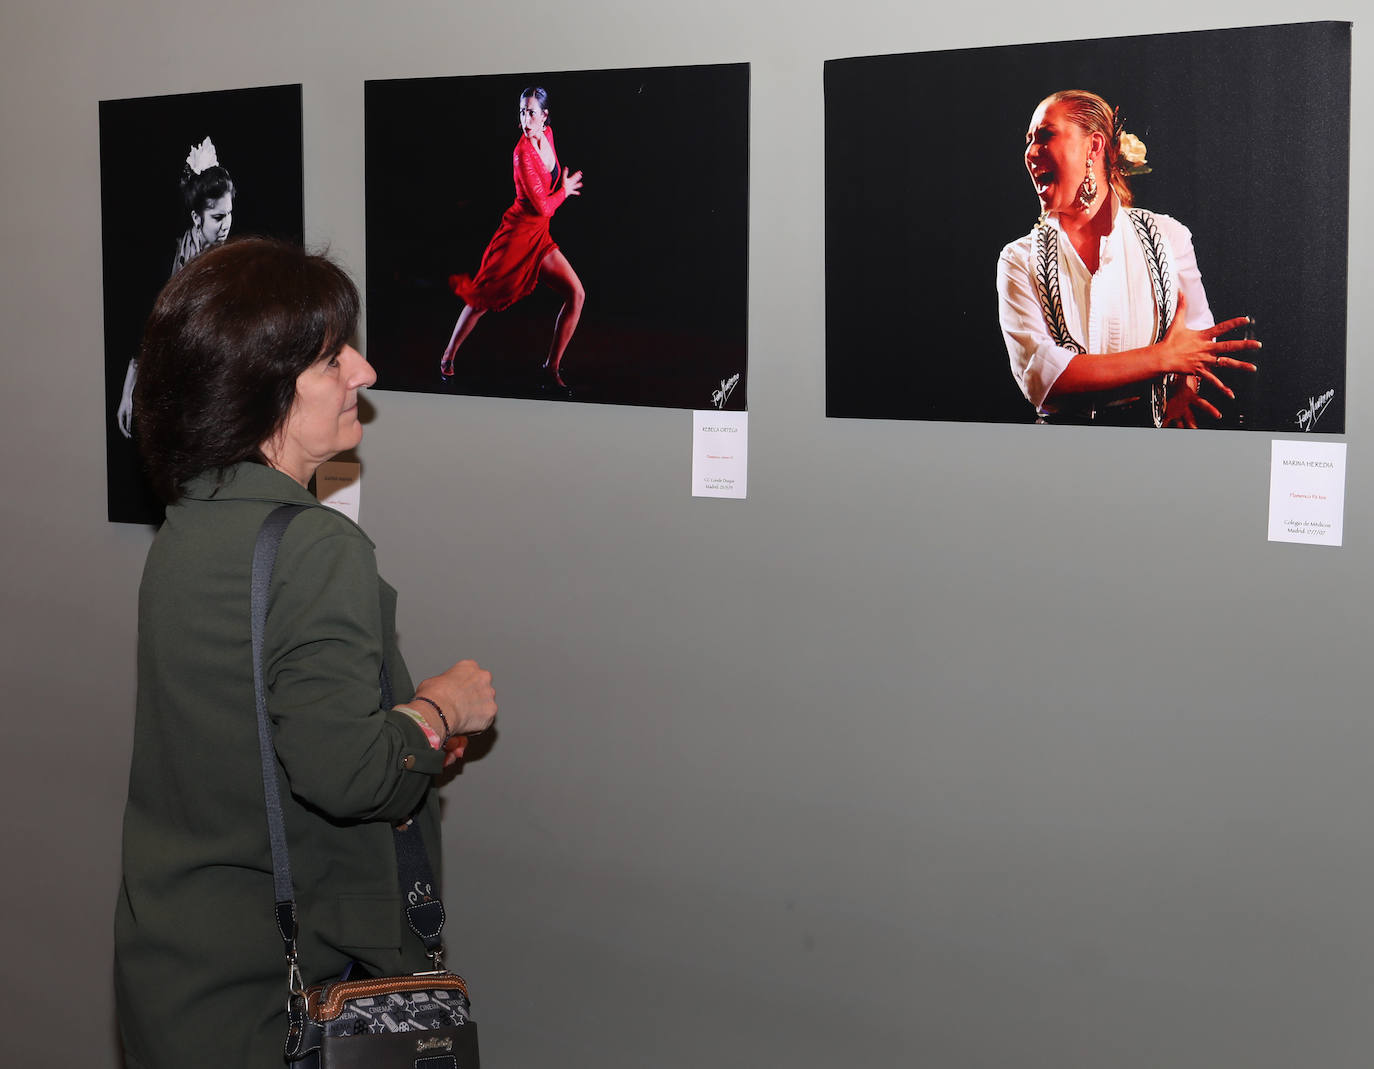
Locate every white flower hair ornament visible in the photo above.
<box><xmin>185</xmin><ymin>137</ymin><xmax>220</xmax><ymax>175</ymax></box>
<box><xmin>1116</xmin><ymin>131</ymin><xmax>1150</xmax><ymax>176</ymax></box>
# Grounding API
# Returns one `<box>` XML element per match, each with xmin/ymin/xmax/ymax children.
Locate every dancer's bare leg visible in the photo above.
<box><xmin>538</xmin><ymin>248</ymin><xmax>585</xmax><ymax>386</ymax></box>
<box><xmin>440</xmin><ymin>304</ymin><xmax>486</xmax><ymax>376</ymax></box>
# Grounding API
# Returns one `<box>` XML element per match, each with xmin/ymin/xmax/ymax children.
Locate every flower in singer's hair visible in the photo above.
<box><xmin>185</xmin><ymin>137</ymin><xmax>220</xmax><ymax>175</ymax></box>
<box><xmin>1117</xmin><ymin>131</ymin><xmax>1151</xmax><ymax>175</ymax></box>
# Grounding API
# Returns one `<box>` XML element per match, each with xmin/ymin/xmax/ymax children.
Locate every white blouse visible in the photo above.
<box><xmin>997</xmin><ymin>205</ymin><xmax>1213</xmax><ymax>414</ymax></box>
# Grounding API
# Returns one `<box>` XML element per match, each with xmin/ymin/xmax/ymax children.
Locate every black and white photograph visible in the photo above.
<box><xmin>365</xmin><ymin>63</ymin><xmax>749</xmax><ymax>411</ymax></box>
<box><xmin>100</xmin><ymin>83</ymin><xmax>304</xmax><ymax>524</ymax></box>
<box><xmin>825</xmin><ymin>22</ymin><xmax>1350</xmax><ymax>432</ymax></box>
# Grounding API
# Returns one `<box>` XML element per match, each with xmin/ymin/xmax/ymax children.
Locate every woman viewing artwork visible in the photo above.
<box><xmin>997</xmin><ymin>90</ymin><xmax>1261</xmax><ymax>427</ymax></box>
<box><xmin>114</xmin><ymin>238</ymin><xmax>497</xmax><ymax>1066</ymax></box>
<box><xmin>440</xmin><ymin>86</ymin><xmax>585</xmax><ymax>388</ymax></box>
<box><xmin>115</xmin><ymin>136</ymin><xmax>235</xmax><ymax>437</ymax></box>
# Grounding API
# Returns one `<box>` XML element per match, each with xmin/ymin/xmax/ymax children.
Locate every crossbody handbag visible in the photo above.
<box><xmin>252</xmin><ymin>504</ymin><xmax>480</xmax><ymax>1069</ymax></box>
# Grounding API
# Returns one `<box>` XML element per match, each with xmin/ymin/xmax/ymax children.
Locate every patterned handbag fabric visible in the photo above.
<box><xmin>310</xmin><ymin>975</ymin><xmax>472</xmax><ymax>1034</ymax></box>
<box><xmin>288</xmin><ymin>974</ymin><xmax>479</xmax><ymax>1068</ymax></box>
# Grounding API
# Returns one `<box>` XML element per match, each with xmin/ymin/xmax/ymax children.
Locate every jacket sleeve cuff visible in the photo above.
<box><xmin>388</xmin><ymin>709</ymin><xmax>447</xmax><ymax>775</ymax></box>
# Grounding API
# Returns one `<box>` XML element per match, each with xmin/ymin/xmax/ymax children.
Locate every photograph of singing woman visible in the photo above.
<box><xmin>997</xmin><ymin>91</ymin><xmax>1259</xmax><ymax>427</ymax></box>
<box><xmin>441</xmin><ymin>87</ymin><xmax>584</xmax><ymax>389</ymax></box>
<box><xmin>364</xmin><ymin>63</ymin><xmax>749</xmax><ymax>410</ymax></box>
<box><xmin>823</xmin><ymin>23</ymin><xmax>1350</xmax><ymax>431</ymax></box>
<box><xmin>115</xmin><ymin>137</ymin><xmax>236</xmax><ymax>438</ymax></box>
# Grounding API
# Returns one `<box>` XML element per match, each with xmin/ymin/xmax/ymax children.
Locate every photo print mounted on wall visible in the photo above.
<box><xmin>100</xmin><ymin>84</ymin><xmax>304</xmax><ymax>525</ymax></box>
<box><xmin>365</xmin><ymin>63</ymin><xmax>749</xmax><ymax>411</ymax></box>
<box><xmin>824</xmin><ymin>22</ymin><xmax>1350</xmax><ymax>432</ymax></box>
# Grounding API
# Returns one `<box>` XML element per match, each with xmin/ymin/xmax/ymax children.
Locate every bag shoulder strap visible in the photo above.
<box><xmin>250</xmin><ymin>504</ymin><xmax>449</xmax><ymax>978</ymax></box>
<box><xmin>251</xmin><ymin>504</ymin><xmax>308</xmax><ymax>956</ymax></box>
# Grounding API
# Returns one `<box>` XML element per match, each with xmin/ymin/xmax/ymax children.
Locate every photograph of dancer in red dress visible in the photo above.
<box><xmin>365</xmin><ymin>63</ymin><xmax>748</xmax><ymax>410</ymax></box>
<box><xmin>441</xmin><ymin>87</ymin><xmax>585</xmax><ymax>389</ymax></box>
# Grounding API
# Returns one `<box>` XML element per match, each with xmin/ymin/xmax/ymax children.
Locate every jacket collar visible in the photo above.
<box><xmin>181</xmin><ymin>461</ymin><xmax>320</xmax><ymax>506</ymax></box>
<box><xmin>181</xmin><ymin>458</ymin><xmax>381</xmax><ymax>546</ymax></box>
<box><xmin>179</xmin><ymin>462</ymin><xmax>376</xmax><ymax>545</ymax></box>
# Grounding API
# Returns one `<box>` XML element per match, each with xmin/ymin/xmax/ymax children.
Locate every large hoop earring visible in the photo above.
<box><xmin>1077</xmin><ymin>157</ymin><xmax>1098</xmax><ymax>212</ymax></box>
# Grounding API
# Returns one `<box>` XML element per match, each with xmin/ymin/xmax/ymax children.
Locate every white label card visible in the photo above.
<box><xmin>692</xmin><ymin>411</ymin><xmax>748</xmax><ymax>499</ymax></box>
<box><xmin>1267</xmin><ymin>440</ymin><xmax>1345</xmax><ymax>547</ymax></box>
<box><xmin>317</xmin><ymin>461</ymin><xmax>362</xmax><ymax>523</ymax></box>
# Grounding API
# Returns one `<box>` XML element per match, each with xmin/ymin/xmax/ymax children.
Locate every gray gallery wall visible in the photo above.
<box><xmin>2</xmin><ymin>1</ymin><xmax>1370</xmax><ymax>1065</ymax></box>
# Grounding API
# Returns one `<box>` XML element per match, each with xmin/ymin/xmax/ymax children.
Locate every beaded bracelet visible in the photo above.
<box><xmin>411</xmin><ymin>694</ymin><xmax>453</xmax><ymax>742</ymax></box>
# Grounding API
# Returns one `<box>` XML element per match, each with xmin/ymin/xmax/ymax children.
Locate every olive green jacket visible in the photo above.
<box><xmin>115</xmin><ymin>463</ymin><xmax>445</xmax><ymax>1068</ymax></box>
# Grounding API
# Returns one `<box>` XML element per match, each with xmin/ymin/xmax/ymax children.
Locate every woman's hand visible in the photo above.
<box><xmin>415</xmin><ymin>659</ymin><xmax>497</xmax><ymax>738</ymax></box>
<box><xmin>442</xmin><ymin>734</ymin><xmax>468</xmax><ymax>768</ymax></box>
<box><xmin>116</xmin><ymin>358</ymin><xmax>138</xmax><ymax>438</ymax></box>
<box><xmin>1162</xmin><ymin>375</ymin><xmax>1222</xmax><ymax>429</ymax></box>
<box><xmin>562</xmin><ymin>167</ymin><xmax>583</xmax><ymax>197</ymax></box>
<box><xmin>116</xmin><ymin>394</ymin><xmax>134</xmax><ymax>438</ymax></box>
<box><xmin>1158</xmin><ymin>291</ymin><xmax>1260</xmax><ymax>394</ymax></box>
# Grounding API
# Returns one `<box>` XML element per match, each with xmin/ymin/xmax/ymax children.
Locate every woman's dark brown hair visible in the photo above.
<box><xmin>133</xmin><ymin>237</ymin><xmax>360</xmax><ymax>503</ymax></box>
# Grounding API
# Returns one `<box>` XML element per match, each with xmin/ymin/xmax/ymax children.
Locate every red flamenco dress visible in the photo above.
<box><xmin>449</xmin><ymin>127</ymin><xmax>567</xmax><ymax>312</ymax></box>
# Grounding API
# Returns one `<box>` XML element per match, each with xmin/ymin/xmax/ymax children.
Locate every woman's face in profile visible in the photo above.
<box><xmin>519</xmin><ymin>98</ymin><xmax>547</xmax><ymax>140</ymax></box>
<box><xmin>192</xmin><ymin>193</ymin><xmax>233</xmax><ymax>247</ymax></box>
<box><xmin>272</xmin><ymin>344</ymin><xmax>377</xmax><ymax>480</ymax></box>
<box><xmin>1024</xmin><ymin>100</ymin><xmax>1091</xmax><ymax>216</ymax></box>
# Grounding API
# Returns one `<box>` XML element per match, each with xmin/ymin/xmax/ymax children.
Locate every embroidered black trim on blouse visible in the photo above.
<box><xmin>1125</xmin><ymin>207</ymin><xmax>1174</xmax><ymax>343</ymax></box>
<box><xmin>1031</xmin><ymin>221</ymin><xmax>1084</xmax><ymax>355</ymax></box>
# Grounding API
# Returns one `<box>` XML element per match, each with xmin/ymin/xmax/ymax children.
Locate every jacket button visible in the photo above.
<box><xmin>403</xmin><ymin>754</ymin><xmax>417</xmax><ymax>770</ymax></box>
